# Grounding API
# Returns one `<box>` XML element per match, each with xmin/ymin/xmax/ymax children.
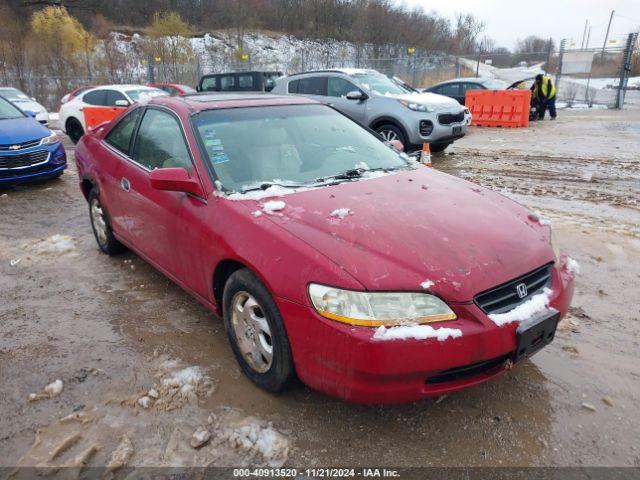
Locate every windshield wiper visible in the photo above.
<box><xmin>241</xmin><ymin>181</ymin><xmax>308</xmax><ymax>193</ymax></box>
<box><xmin>315</xmin><ymin>168</ymin><xmax>365</xmax><ymax>183</ymax></box>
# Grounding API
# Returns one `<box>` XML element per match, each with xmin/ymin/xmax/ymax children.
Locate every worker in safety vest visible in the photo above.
<box><xmin>531</xmin><ymin>73</ymin><xmax>557</xmax><ymax>120</ymax></box>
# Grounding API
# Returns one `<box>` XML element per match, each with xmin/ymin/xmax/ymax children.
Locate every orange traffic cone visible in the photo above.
<box><xmin>420</xmin><ymin>143</ymin><xmax>432</xmax><ymax>167</ymax></box>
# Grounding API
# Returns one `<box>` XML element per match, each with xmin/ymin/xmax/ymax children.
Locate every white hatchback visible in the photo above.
<box><xmin>58</xmin><ymin>85</ymin><xmax>167</xmax><ymax>143</ymax></box>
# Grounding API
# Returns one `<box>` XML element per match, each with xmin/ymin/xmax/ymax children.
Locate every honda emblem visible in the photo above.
<box><xmin>516</xmin><ymin>283</ymin><xmax>528</xmax><ymax>299</ymax></box>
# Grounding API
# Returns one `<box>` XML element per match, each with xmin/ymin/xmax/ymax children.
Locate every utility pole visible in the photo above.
<box><xmin>586</xmin><ymin>26</ymin><xmax>592</xmax><ymax>49</ymax></box>
<box><xmin>601</xmin><ymin>10</ymin><xmax>615</xmax><ymax>59</ymax></box>
<box><xmin>545</xmin><ymin>38</ymin><xmax>553</xmax><ymax>71</ymax></box>
<box><xmin>581</xmin><ymin>19</ymin><xmax>588</xmax><ymax>49</ymax></box>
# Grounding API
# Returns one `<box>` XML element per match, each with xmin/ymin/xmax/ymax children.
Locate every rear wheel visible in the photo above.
<box><xmin>375</xmin><ymin>123</ymin><xmax>407</xmax><ymax>149</ymax></box>
<box><xmin>88</xmin><ymin>189</ymin><xmax>124</xmax><ymax>255</ymax></box>
<box><xmin>223</xmin><ymin>269</ymin><xmax>294</xmax><ymax>392</ymax></box>
<box><xmin>66</xmin><ymin>118</ymin><xmax>84</xmax><ymax>144</ymax></box>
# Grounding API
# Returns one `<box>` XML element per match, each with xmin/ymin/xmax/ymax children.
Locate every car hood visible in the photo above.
<box><xmin>380</xmin><ymin>92</ymin><xmax>462</xmax><ymax>111</ymax></box>
<box><xmin>237</xmin><ymin>169</ymin><xmax>554</xmax><ymax>303</ymax></box>
<box><xmin>0</xmin><ymin>117</ymin><xmax>50</xmax><ymax>144</ymax></box>
<box><xmin>10</xmin><ymin>99</ymin><xmax>46</xmax><ymax>114</ymax></box>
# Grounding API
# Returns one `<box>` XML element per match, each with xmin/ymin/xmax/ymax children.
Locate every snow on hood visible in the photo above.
<box><xmin>226</xmin><ymin>168</ymin><xmax>555</xmax><ymax>303</ymax></box>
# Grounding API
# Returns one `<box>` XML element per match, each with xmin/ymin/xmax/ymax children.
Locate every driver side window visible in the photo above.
<box><xmin>131</xmin><ymin>109</ymin><xmax>192</xmax><ymax>173</ymax></box>
<box><xmin>327</xmin><ymin>77</ymin><xmax>359</xmax><ymax>98</ymax></box>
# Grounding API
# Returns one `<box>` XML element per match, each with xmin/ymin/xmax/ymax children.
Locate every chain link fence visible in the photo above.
<box><xmin>2</xmin><ymin>33</ymin><xmax>637</xmax><ymax>112</ymax></box>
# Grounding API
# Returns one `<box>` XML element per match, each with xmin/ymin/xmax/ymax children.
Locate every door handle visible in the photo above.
<box><xmin>120</xmin><ymin>177</ymin><xmax>130</xmax><ymax>192</ymax></box>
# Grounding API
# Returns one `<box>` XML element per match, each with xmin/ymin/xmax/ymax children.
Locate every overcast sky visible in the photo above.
<box><xmin>400</xmin><ymin>0</ymin><xmax>640</xmax><ymax>50</ymax></box>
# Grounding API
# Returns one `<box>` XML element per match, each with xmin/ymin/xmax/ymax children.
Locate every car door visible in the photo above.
<box><xmin>326</xmin><ymin>76</ymin><xmax>366</xmax><ymax>124</ymax></box>
<box><xmin>99</xmin><ymin>107</ymin><xmax>144</xmax><ymax>240</ymax></box>
<box><xmin>460</xmin><ymin>82</ymin><xmax>484</xmax><ymax>105</ymax></box>
<box><xmin>438</xmin><ymin>83</ymin><xmax>464</xmax><ymax>104</ymax></box>
<box><xmin>115</xmin><ymin>107</ymin><xmax>207</xmax><ymax>279</ymax></box>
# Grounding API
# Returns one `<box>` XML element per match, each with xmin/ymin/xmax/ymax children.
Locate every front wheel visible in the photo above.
<box><xmin>88</xmin><ymin>189</ymin><xmax>124</xmax><ymax>255</ymax></box>
<box><xmin>223</xmin><ymin>269</ymin><xmax>295</xmax><ymax>392</ymax></box>
<box><xmin>430</xmin><ymin>142</ymin><xmax>452</xmax><ymax>153</ymax></box>
<box><xmin>375</xmin><ymin>123</ymin><xmax>407</xmax><ymax>149</ymax></box>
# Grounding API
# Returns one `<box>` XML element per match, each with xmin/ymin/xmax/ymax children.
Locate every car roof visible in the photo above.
<box><xmin>200</xmin><ymin>71</ymin><xmax>282</xmax><ymax>77</ymax></box>
<box><xmin>146</xmin><ymin>92</ymin><xmax>319</xmax><ymax>112</ymax></box>
<box><xmin>286</xmin><ymin>68</ymin><xmax>377</xmax><ymax>78</ymax></box>
<box><xmin>85</xmin><ymin>84</ymin><xmax>161</xmax><ymax>93</ymax></box>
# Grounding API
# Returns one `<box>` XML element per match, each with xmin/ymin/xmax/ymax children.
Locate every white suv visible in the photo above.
<box><xmin>59</xmin><ymin>85</ymin><xmax>167</xmax><ymax>143</ymax></box>
<box><xmin>271</xmin><ymin>69</ymin><xmax>467</xmax><ymax>152</ymax></box>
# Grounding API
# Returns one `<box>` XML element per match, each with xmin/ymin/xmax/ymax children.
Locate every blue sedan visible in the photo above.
<box><xmin>0</xmin><ymin>95</ymin><xmax>66</xmax><ymax>185</ymax></box>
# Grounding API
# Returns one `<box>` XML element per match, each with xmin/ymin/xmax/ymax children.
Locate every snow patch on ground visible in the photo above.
<box><xmin>566</xmin><ymin>257</ymin><xmax>580</xmax><ymax>275</ymax></box>
<box><xmin>488</xmin><ymin>287</ymin><xmax>552</xmax><ymax>327</ymax></box>
<box><xmin>33</xmin><ymin>234</ymin><xmax>75</xmax><ymax>255</ymax></box>
<box><xmin>330</xmin><ymin>208</ymin><xmax>352</xmax><ymax>220</ymax></box>
<box><xmin>373</xmin><ymin>324</ymin><xmax>462</xmax><ymax>341</ymax></box>
<box><xmin>223</xmin><ymin>418</ymin><xmax>290</xmax><ymax>467</ymax></box>
<box><xmin>261</xmin><ymin>200</ymin><xmax>286</xmax><ymax>215</ymax></box>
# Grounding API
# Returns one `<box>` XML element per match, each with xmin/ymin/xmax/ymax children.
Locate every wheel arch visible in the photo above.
<box><xmin>212</xmin><ymin>258</ymin><xmax>251</xmax><ymax>315</ymax></box>
<box><xmin>369</xmin><ymin>116</ymin><xmax>409</xmax><ymax>141</ymax></box>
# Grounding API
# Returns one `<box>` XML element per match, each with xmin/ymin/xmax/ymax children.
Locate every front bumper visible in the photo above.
<box><xmin>0</xmin><ymin>143</ymin><xmax>67</xmax><ymax>185</ymax></box>
<box><xmin>404</xmin><ymin>110</ymin><xmax>468</xmax><ymax>146</ymax></box>
<box><xmin>279</xmin><ymin>259</ymin><xmax>574</xmax><ymax>404</ymax></box>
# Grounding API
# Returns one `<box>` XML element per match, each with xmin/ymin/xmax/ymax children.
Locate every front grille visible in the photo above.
<box><xmin>419</xmin><ymin>120</ymin><xmax>433</xmax><ymax>136</ymax></box>
<box><xmin>474</xmin><ymin>263</ymin><xmax>553</xmax><ymax>315</ymax></box>
<box><xmin>0</xmin><ymin>139</ymin><xmax>41</xmax><ymax>151</ymax></box>
<box><xmin>0</xmin><ymin>150</ymin><xmax>50</xmax><ymax>169</ymax></box>
<box><xmin>438</xmin><ymin>112</ymin><xmax>465</xmax><ymax>125</ymax></box>
<box><xmin>426</xmin><ymin>354</ymin><xmax>510</xmax><ymax>384</ymax></box>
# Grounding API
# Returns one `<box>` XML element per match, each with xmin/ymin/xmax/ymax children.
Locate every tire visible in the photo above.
<box><xmin>222</xmin><ymin>268</ymin><xmax>295</xmax><ymax>392</ymax></box>
<box><xmin>66</xmin><ymin>117</ymin><xmax>85</xmax><ymax>144</ymax></box>
<box><xmin>430</xmin><ymin>142</ymin><xmax>451</xmax><ymax>153</ymax></box>
<box><xmin>375</xmin><ymin>123</ymin><xmax>407</xmax><ymax>148</ymax></box>
<box><xmin>88</xmin><ymin>189</ymin><xmax>125</xmax><ymax>255</ymax></box>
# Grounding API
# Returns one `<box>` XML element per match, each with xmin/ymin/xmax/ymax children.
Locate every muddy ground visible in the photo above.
<box><xmin>1</xmin><ymin>107</ymin><xmax>639</xmax><ymax>471</ymax></box>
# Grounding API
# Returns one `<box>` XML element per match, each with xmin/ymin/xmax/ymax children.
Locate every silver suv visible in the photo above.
<box><xmin>271</xmin><ymin>68</ymin><xmax>467</xmax><ymax>152</ymax></box>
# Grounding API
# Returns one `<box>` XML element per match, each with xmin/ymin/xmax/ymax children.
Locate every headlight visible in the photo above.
<box><xmin>308</xmin><ymin>283</ymin><xmax>456</xmax><ymax>327</ymax></box>
<box><xmin>398</xmin><ymin>99</ymin><xmax>433</xmax><ymax>113</ymax></box>
<box><xmin>39</xmin><ymin>133</ymin><xmax>59</xmax><ymax>145</ymax></box>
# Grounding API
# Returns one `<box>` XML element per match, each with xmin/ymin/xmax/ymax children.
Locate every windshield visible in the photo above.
<box><xmin>482</xmin><ymin>79</ymin><xmax>509</xmax><ymax>90</ymax></box>
<box><xmin>352</xmin><ymin>73</ymin><xmax>407</xmax><ymax>96</ymax></box>
<box><xmin>0</xmin><ymin>96</ymin><xmax>26</xmax><ymax>119</ymax></box>
<box><xmin>193</xmin><ymin>104</ymin><xmax>412</xmax><ymax>193</ymax></box>
<box><xmin>125</xmin><ymin>89</ymin><xmax>167</xmax><ymax>102</ymax></box>
<box><xmin>0</xmin><ymin>88</ymin><xmax>30</xmax><ymax>101</ymax></box>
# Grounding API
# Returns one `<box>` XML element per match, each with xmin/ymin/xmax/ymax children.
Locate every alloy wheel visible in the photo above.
<box><xmin>379</xmin><ymin>129</ymin><xmax>400</xmax><ymax>142</ymax></box>
<box><xmin>90</xmin><ymin>199</ymin><xmax>108</xmax><ymax>246</ymax></box>
<box><xmin>230</xmin><ymin>291</ymin><xmax>274</xmax><ymax>373</ymax></box>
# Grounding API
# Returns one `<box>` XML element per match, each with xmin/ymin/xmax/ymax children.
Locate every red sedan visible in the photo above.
<box><xmin>146</xmin><ymin>82</ymin><xmax>196</xmax><ymax>96</ymax></box>
<box><xmin>74</xmin><ymin>93</ymin><xmax>575</xmax><ymax>404</ymax></box>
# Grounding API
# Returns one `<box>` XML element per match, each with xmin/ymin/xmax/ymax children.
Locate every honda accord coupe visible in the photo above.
<box><xmin>74</xmin><ymin>93</ymin><xmax>575</xmax><ymax>404</ymax></box>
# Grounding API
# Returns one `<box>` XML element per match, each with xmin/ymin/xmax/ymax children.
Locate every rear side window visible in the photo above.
<box><xmin>288</xmin><ymin>79</ymin><xmax>299</xmax><ymax>93</ymax></box>
<box><xmin>201</xmin><ymin>77</ymin><xmax>217</xmax><ymax>91</ymax></box>
<box><xmin>132</xmin><ymin>109</ymin><xmax>192</xmax><ymax>172</ymax></box>
<box><xmin>83</xmin><ymin>90</ymin><xmax>107</xmax><ymax>106</ymax></box>
<box><xmin>238</xmin><ymin>74</ymin><xmax>255</xmax><ymax>90</ymax></box>
<box><xmin>219</xmin><ymin>75</ymin><xmax>235</xmax><ymax>91</ymax></box>
<box><xmin>296</xmin><ymin>76</ymin><xmax>327</xmax><ymax>96</ymax></box>
<box><xmin>105</xmin><ymin>108</ymin><xmax>142</xmax><ymax>155</ymax></box>
<box><xmin>105</xmin><ymin>90</ymin><xmax>127</xmax><ymax>106</ymax></box>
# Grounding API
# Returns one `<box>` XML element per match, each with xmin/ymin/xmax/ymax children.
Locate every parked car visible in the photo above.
<box><xmin>74</xmin><ymin>92</ymin><xmax>575</xmax><ymax>404</ymax></box>
<box><xmin>271</xmin><ymin>68</ymin><xmax>467</xmax><ymax>152</ymax></box>
<box><xmin>197</xmin><ymin>71</ymin><xmax>283</xmax><ymax>93</ymax></box>
<box><xmin>146</xmin><ymin>82</ymin><xmax>197</xmax><ymax>96</ymax></box>
<box><xmin>0</xmin><ymin>87</ymin><xmax>50</xmax><ymax>125</ymax></box>
<box><xmin>59</xmin><ymin>85</ymin><xmax>167</xmax><ymax>144</ymax></box>
<box><xmin>0</xmin><ymin>95</ymin><xmax>66</xmax><ymax>185</ymax></box>
<box><xmin>424</xmin><ymin>77</ymin><xmax>510</xmax><ymax>105</ymax></box>
<box><xmin>60</xmin><ymin>85</ymin><xmax>97</xmax><ymax>107</ymax></box>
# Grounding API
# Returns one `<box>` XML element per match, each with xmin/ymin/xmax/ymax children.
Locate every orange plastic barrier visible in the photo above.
<box><xmin>83</xmin><ymin>106</ymin><xmax>126</xmax><ymax>131</ymax></box>
<box><xmin>465</xmin><ymin>89</ymin><xmax>531</xmax><ymax>128</ymax></box>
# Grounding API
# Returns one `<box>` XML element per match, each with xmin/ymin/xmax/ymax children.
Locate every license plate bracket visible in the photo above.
<box><xmin>452</xmin><ymin>126</ymin><xmax>462</xmax><ymax>135</ymax></box>
<box><xmin>513</xmin><ymin>309</ymin><xmax>559</xmax><ymax>362</ymax></box>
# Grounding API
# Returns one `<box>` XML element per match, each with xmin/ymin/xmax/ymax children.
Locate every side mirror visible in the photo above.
<box><xmin>149</xmin><ymin>168</ymin><xmax>204</xmax><ymax>197</ymax></box>
<box><xmin>346</xmin><ymin>90</ymin><xmax>367</xmax><ymax>101</ymax></box>
<box><xmin>389</xmin><ymin>139</ymin><xmax>404</xmax><ymax>152</ymax></box>
<box><xmin>24</xmin><ymin>110</ymin><xmax>38</xmax><ymax>118</ymax></box>
<box><xmin>114</xmin><ymin>99</ymin><xmax>130</xmax><ymax>107</ymax></box>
